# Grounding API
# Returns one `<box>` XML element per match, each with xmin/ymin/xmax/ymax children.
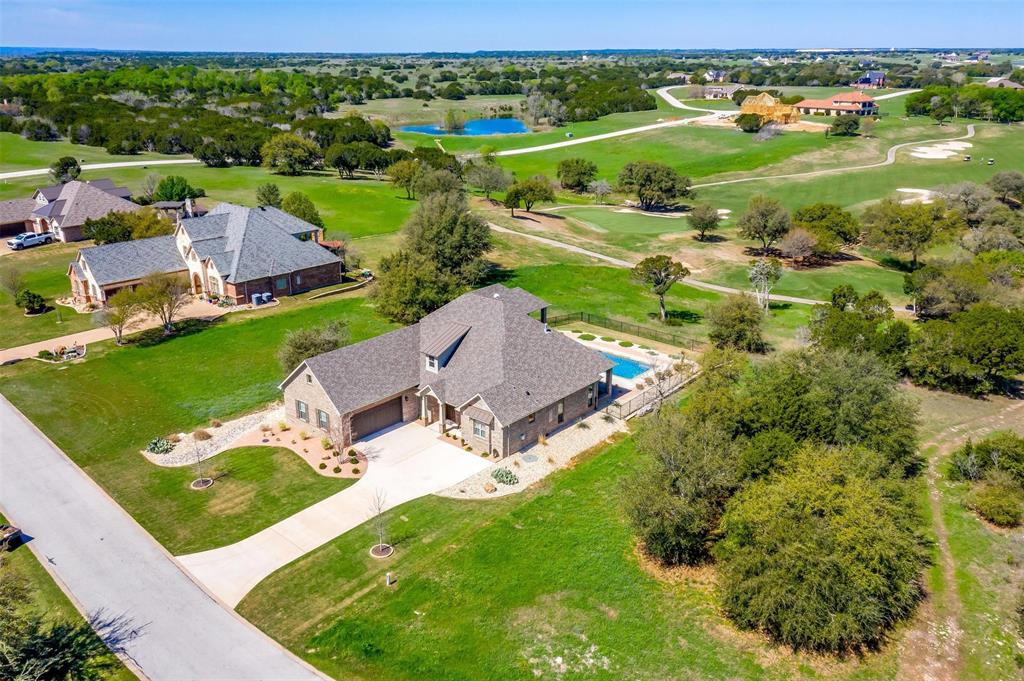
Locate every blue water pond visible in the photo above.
<box><xmin>401</xmin><ymin>118</ymin><xmax>529</xmax><ymax>136</ymax></box>
<box><xmin>601</xmin><ymin>351</ymin><xmax>652</xmax><ymax>380</ymax></box>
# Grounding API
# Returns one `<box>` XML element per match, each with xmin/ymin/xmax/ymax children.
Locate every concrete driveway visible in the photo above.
<box><xmin>179</xmin><ymin>422</ymin><xmax>491</xmax><ymax>607</ymax></box>
<box><xmin>0</xmin><ymin>395</ymin><xmax>323</xmax><ymax>680</ymax></box>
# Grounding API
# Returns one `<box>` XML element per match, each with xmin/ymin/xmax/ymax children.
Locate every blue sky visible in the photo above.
<box><xmin>2</xmin><ymin>0</ymin><xmax>1021</xmax><ymax>52</ymax></box>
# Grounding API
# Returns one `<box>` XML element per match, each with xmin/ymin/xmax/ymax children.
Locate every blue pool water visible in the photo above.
<box><xmin>401</xmin><ymin>118</ymin><xmax>530</xmax><ymax>136</ymax></box>
<box><xmin>601</xmin><ymin>351</ymin><xmax>652</xmax><ymax>380</ymax></box>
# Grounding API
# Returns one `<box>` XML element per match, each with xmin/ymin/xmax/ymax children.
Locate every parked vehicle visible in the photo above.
<box><xmin>6</xmin><ymin>232</ymin><xmax>53</xmax><ymax>250</ymax></box>
<box><xmin>0</xmin><ymin>524</ymin><xmax>22</xmax><ymax>551</ymax></box>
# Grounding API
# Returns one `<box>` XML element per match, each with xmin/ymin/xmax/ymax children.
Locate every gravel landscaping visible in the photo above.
<box><xmin>436</xmin><ymin>409</ymin><xmax>627</xmax><ymax>499</ymax></box>
<box><xmin>143</xmin><ymin>404</ymin><xmax>285</xmax><ymax>467</ymax></box>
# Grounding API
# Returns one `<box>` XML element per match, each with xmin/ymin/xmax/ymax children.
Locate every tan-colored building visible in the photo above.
<box><xmin>280</xmin><ymin>285</ymin><xmax>615</xmax><ymax>457</ymax></box>
<box><xmin>739</xmin><ymin>92</ymin><xmax>800</xmax><ymax>124</ymax></box>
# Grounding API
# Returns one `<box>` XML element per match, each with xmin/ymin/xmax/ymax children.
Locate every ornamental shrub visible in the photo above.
<box><xmin>491</xmin><ymin>468</ymin><xmax>519</xmax><ymax>486</ymax></box>
<box><xmin>319</xmin><ymin>462</ymin><xmax>327</xmax><ymax>470</ymax></box>
<box><xmin>348</xmin><ymin>456</ymin><xmax>358</xmax><ymax>464</ymax></box>
<box><xmin>193</xmin><ymin>429</ymin><xmax>212</xmax><ymax>441</ymax></box>
<box><xmin>578</xmin><ymin>333</ymin><xmax>596</xmax><ymax>341</ymax></box>
<box><xmin>146</xmin><ymin>437</ymin><xmax>175</xmax><ymax>454</ymax></box>
<box><xmin>333</xmin><ymin>466</ymin><xmax>342</xmax><ymax>474</ymax></box>
<box><xmin>966</xmin><ymin>471</ymin><xmax>1023</xmax><ymax>527</ymax></box>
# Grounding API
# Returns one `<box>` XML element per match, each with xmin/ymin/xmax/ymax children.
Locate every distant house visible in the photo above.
<box><xmin>28</xmin><ymin>179</ymin><xmax>139</xmax><ymax>242</ymax></box>
<box><xmin>795</xmin><ymin>91</ymin><xmax>879</xmax><ymax>117</ymax></box>
<box><xmin>985</xmin><ymin>77</ymin><xmax>1024</xmax><ymax>90</ymax></box>
<box><xmin>151</xmin><ymin>198</ymin><xmax>207</xmax><ymax>221</ymax></box>
<box><xmin>280</xmin><ymin>284</ymin><xmax>614</xmax><ymax>454</ymax></box>
<box><xmin>853</xmin><ymin>70</ymin><xmax>886</xmax><ymax>89</ymax></box>
<box><xmin>68</xmin><ymin>202</ymin><xmax>342</xmax><ymax>306</ymax></box>
<box><xmin>666</xmin><ymin>72</ymin><xmax>691</xmax><ymax>82</ymax></box>
<box><xmin>704</xmin><ymin>83</ymin><xmax>743</xmax><ymax>100</ymax></box>
<box><xmin>704</xmin><ymin>69</ymin><xmax>728</xmax><ymax>83</ymax></box>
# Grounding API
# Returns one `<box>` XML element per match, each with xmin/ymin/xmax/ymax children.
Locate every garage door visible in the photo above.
<box><xmin>350</xmin><ymin>397</ymin><xmax>403</xmax><ymax>441</ymax></box>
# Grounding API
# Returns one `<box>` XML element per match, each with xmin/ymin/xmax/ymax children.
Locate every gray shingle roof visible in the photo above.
<box><xmin>295</xmin><ymin>285</ymin><xmax>613</xmax><ymax>426</ymax></box>
<box><xmin>76</xmin><ymin>235</ymin><xmax>186</xmax><ymax>286</ymax></box>
<box><xmin>0</xmin><ymin>199</ymin><xmax>35</xmax><ymax>225</ymax></box>
<box><xmin>32</xmin><ymin>180</ymin><xmax>140</xmax><ymax>228</ymax></box>
<box><xmin>302</xmin><ymin>325</ymin><xmax>421</xmax><ymax>416</ymax></box>
<box><xmin>179</xmin><ymin>203</ymin><xmax>339</xmax><ymax>284</ymax></box>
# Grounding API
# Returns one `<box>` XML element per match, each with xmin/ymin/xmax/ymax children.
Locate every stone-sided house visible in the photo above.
<box><xmin>280</xmin><ymin>285</ymin><xmax>615</xmax><ymax>457</ymax></box>
<box><xmin>68</xmin><ymin>202</ymin><xmax>342</xmax><ymax>306</ymax></box>
<box><xmin>795</xmin><ymin>91</ymin><xmax>879</xmax><ymax>117</ymax></box>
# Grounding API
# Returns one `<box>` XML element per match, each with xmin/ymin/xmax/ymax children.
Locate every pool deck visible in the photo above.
<box><xmin>560</xmin><ymin>330</ymin><xmax>677</xmax><ymax>391</ymax></box>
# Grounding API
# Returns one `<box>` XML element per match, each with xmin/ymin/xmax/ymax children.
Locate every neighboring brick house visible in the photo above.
<box><xmin>704</xmin><ymin>83</ymin><xmax>742</xmax><ymax>100</ymax></box>
<box><xmin>795</xmin><ymin>91</ymin><xmax>879</xmax><ymax>116</ymax></box>
<box><xmin>0</xmin><ymin>198</ymin><xmax>37</xmax><ymax>237</ymax></box>
<box><xmin>853</xmin><ymin>70</ymin><xmax>886</xmax><ymax>89</ymax></box>
<box><xmin>68</xmin><ymin>202</ymin><xmax>342</xmax><ymax>306</ymax></box>
<box><xmin>30</xmin><ymin>179</ymin><xmax>139</xmax><ymax>242</ymax></box>
<box><xmin>280</xmin><ymin>285</ymin><xmax>615</xmax><ymax>457</ymax></box>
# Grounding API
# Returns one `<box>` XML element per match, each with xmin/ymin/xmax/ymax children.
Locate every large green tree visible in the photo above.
<box><xmin>737</xmin><ymin>195</ymin><xmax>791</xmax><ymax>253</ymax></box>
<box><xmin>261</xmin><ymin>133</ymin><xmax>322</xmax><ymax>175</ymax></box>
<box><xmin>281</xmin><ymin>191</ymin><xmax>325</xmax><ymax>228</ymax></box>
<box><xmin>504</xmin><ymin>176</ymin><xmax>555</xmax><ymax>215</ymax></box>
<box><xmin>862</xmin><ymin>198</ymin><xmax>964</xmax><ymax>268</ymax></box>
<box><xmin>152</xmin><ymin>175</ymin><xmax>205</xmax><ymax>202</ymax></box>
<box><xmin>556</xmin><ymin>157</ymin><xmax>599</xmax><ymax>192</ymax></box>
<box><xmin>49</xmin><ymin>156</ymin><xmax>80</xmax><ymax>184</ymax></box>
<box><xmin>617</xmin><ymin>161</ymin><xmax>691</xmax><ymax>211</ymax></box>
<box><xmin>631</xmin><ymin>255</ymin><xmax>689</xmax><ymax>322</ymax></box>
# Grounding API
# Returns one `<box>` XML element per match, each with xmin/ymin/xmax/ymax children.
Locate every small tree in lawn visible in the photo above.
<box><xmin>15</xmin><ymin>289</ymin><xmax>45</xmax><ymax>314</ymax></box>
<box><xmin>862</xmin><ymin>198</ymin><xmax>964</xmax><ymax>269</ymax></box>
<box><xmin>388</xmin><ymin>159</ymin><xmax>423</xmax><ymax>200</ymax></box>
<box><xmin>506</xmin><ymin>176</ymin><xmax>555</xmax><ymax>213</ymax></box>
<box><xmin>588</xmin><ymin>179</ymin><xmax>612</xmax><ymax>204</ymax></box>
<box><xmin>632</xmin><ymin>255</ymin><xmax>690</xmax><ymax>322</ymax></box>
<box><xmin>255</xmin><ymin>183</ymin><xmax>282</xmax><ymax>208</ymax></box>
<box><xmin>97</xmin><ymin>289</ymin><xmax>142</xmax><ymax>345</ymax></box>
<box><xmin>556</xmin><ymin>158</ymin><xmax>598</xmax><ymax>192</ymax></box>
<box><xmin>49</xmin><ymin>156</ymin><xmax>81</xmax><ymax>184</ymax></box>
<box><xmin>738</xmin><ymin>195</ymin><xmax>791</xmax><ymax>253</ymax></box>
<box><xmin>748</xmin><ymin>258</ymin><xmax>783</xmax><ymax>311</ymax></box>
<box><xmin>137</xmin><ymin>273</ymin><xmax>188</xmax><ymax>335</ymax></box>
<box><xmin>687</xmin><ymin>203</ymin><xmax>721</xmax><ymax>241</ymax></box>
<box><xmin>369</xmin><ymin>488</ymin><xmax>391</xmax><ymax>556</ymax></box>
<box><xmin>829</xmin><ymin>114</ymin><xmax>860</xmax><ymax>136</ymax></box>
<box><xmin>465</xmin><ymin>162</ymin><xmax>511</xmax><ymax>200</ymax></box>
<box><xmin>0</xmin><ymin>267</ymin><xmax>25</xmax><ymax>300</ymax></box>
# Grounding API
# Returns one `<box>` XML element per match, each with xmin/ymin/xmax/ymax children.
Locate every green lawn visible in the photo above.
<box><xmin>239</xmin><ymin>436</ymin><xmax>901</xmax><ymax>681</ymax></box>
<box><xmin>0</xmin><ymin>164</ymin><xmax>415</xmax><ymax>241</ymax></box>
<box><xmin>0</xmin><ymin>294</ymin><xmax>395</xmax><ymax>554</ymax></box>
<box><xmin>0</xmin><ymin>242</ymin><xmax>100</xmax><ymax>349</ymax></box>
<box><xmin>707</xmin><ymin>261</ymin><xmax>910</xmax><ymax>306</ymax></box>
<box><xmin>503</xmin><ymin>263</ymin><xmax>810</xmax><ymax>349</ymax></box>
<box><xmin>334</xmin><ymin>94</ymin><xmax>526</xmax><ymax>126</ymax></box>
<box><xmin>0</xmin><ymin>132</ymin><xmax>185</xmax><ymax>172</ymax></box>
<box><xmin>0</xmin><ymin>515</ymin><xmax>135</xmax><ymax>680</ymax></box>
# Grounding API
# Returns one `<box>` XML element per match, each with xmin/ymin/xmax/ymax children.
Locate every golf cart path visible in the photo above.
<box><xmin>0</xmin><ymin>395</ymin><xmax>324</xmax><ymax>680</ymax></box>
<box><xmin>488</xmin><ymin>222</ymin><xmax>827</xmax><ymax>306</ymax></box>
<box><xmin>178</xmin><ymin>423</ymin><xmax>490</xmax><ymax>608</ymax></box>
<box><xmin>0</xmin><ymin>158</ymin><xmax>201</xmax><ymax>180</ymax></box>
<box><xmin>656</xmin><ymin>86</ymin><xmax>739</xmax><ymax>113</ymax></box>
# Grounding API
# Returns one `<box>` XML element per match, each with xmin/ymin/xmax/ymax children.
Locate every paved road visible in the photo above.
<box><xmin>655</xmin><ymin>86</ymin><xmax>739</xmax><ymax>114</ymax></box>
<box><xmin>179</xmin><ymin>422</ymin><xmax>491</xmax><ymax>607</ymax></box>
<box><xmin>489</xmin><ymin>223</ymin><xmax>829</xmax><ymax>306</ymax></box>
<box><xmin>874</xmin><ymin>89</ymin><xmax>921</xmax><ymax>100</ymax></box>
<box><xmin>0</xmin><ymin>395</ymin><xmax>324</xmax><ymax>680</ymax></box>
<box><xmin>0</xmin><ymin>158</ymin><xmax>201</xmax><ymax>181</ymax></box>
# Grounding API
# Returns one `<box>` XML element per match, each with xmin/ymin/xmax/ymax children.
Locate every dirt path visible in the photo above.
<box><xmin>0</xmin><ymin>158</ymin><xmax>200</xmax><ymax>180</ymax></box>
<box><xmin>896</xmin><ymin>399</ymin><xmax>1024</xmax><ymax>681</ymax></box>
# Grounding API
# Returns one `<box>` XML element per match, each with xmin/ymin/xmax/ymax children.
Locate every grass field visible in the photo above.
<box><xmin>239</xmin><ymin>435</ymin><xmax>905</xmax><ymax>681</ymax></box>
<box><xmin>0</xmin><ymin>514</ymin><xmax>135</xmax><ymax>680</ymax></box>
<box><xmin>707</xmin><ymin>261</ymin><xmax>910</xmax><ymax>306</ymax></box>
<box><xmin>0</xmin><ymin>132</ymin><xmax>185</xmax><ymax>172</ymax></box>
<box><xmin>0</xmin><ymin>294</ymin><xmax>395</xmax><ymax>554</ymax></box>
<box><xmin>0</xmin><ymin>242</ymin><xmax>98</xmax><ymax>348</ymax></box>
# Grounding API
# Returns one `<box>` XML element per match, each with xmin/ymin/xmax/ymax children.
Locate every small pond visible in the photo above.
<box><xmin>401</xmin><ymin>118</ymin><xmax>530</xmax><ymax>136</ymax></box>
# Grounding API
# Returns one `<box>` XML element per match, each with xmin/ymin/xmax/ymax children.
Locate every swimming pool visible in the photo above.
<box><xmin>601</xmin><ymin>351</ymin><xmax>652</xmax><ymax>380</ymax></box>
<box><xmin>401</xmin><ymin>118</ymin><xmax>530</xmax><ymax>136</ymax></box>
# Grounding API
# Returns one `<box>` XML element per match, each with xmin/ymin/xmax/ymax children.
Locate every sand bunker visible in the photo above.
<box><xmin>896</xmin><ymin>188</ymin><xmax>936</xmax><ymax>204</ymax></box>
<box><xmin>909</xmin><ymin>141</ymin><xmax>972</xmax><ymax>160</ymax></box>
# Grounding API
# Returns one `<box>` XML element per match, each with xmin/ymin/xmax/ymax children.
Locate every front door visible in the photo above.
<box><xmin>192</xmin><ymin>273</ymin><xmax>202</xmax><ymax>294</ymax></box>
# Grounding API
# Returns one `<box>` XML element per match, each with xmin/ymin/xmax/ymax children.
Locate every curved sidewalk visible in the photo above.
<box><xmin>0</xmin><ymin>395</ymin><xmax>324</xmax><ymax>680</ymax></box>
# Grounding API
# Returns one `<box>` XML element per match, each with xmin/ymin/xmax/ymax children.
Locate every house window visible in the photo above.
<box><xmin>317</xmin><ymin>409</ymin><xmax>330</xmax><ymax>430</ymax></box>
<box><xmin>557</xmin><ymin>400</ymin><xmax>565</xmax><ymax>424</ymax></box>
<box><xmin>425</xmin><ymin>355</ymin><xmax>438</xmax><ymax>372</ymax></box>
<box><xmin>306</xmin><ymin>374</ymin><xmax>312</xmax><ymax>384</ymax></box>
<box><xmin>296</xmin><ymin>400</ymin><xmax>309</xmax><ymax>422</ymax></box>
<box><xmin>527</xmin><ymin>413</ymin><xmax>535</xmax><ymax>424</ymax></box>
<box><xmin>587</xmin><ymin>385</ymin><xmax>594</xmax><ymax>407</ymax></box>
<box><xmin>295</xmin><ymin>274</ymin><xmax>302</xmax><ymax>285</ymax></box>
<box><xmin>472</xmin><ymin>419</ymin><xmax>487</xmax><ymax>439</ymax></box>
<box><xmin>276</xmin><ymin>277</ymin><xmax>287</xmax><ymax>289</ymax></box>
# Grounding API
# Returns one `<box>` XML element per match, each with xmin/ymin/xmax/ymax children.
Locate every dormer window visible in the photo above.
<box><xmin>425</xmin><ymin>355</ymin><xmax>438</xmax><ymax>372</ymax></box>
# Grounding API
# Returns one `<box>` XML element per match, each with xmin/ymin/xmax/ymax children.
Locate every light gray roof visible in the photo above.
<box><xmin>179</xmin><ymin>203</ymin><xmax>338</xmax><ymax>284</ymax></box>
<box><xmin>295</xmin><ymin>284</ymin><xmax>612</xmax><ymax>426</ymax></box>
<box><xmin>31</xmin><ymin>180</ymin><xmax>140</xmax><ymax>228</ymax></box>
<box><xmin>0</xmin><ymin>199</ymin><xmax>35</xmax><ymax>225</ymax></box>
<box><xmin>76</xmin><ymin>235</ymin><xmax>186</xmax><ymax>286</ymax></box>
<box><xmin>302</xmin><ymin>325</ymin><xmax>421</xmax><ymax>416</ymax></box>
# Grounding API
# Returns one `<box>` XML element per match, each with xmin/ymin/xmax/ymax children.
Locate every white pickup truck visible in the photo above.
<box><xmin>6</xmin><ymin>232</ymin><xmax>53</xmax><ymax>250</ymax></box>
